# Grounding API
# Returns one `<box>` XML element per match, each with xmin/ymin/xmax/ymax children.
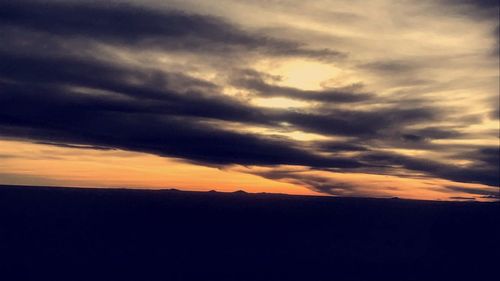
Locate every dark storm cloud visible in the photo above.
<box><xmin>401</xmin><ymin>134</ymin><xmax>425</xmax><ymax>143</ymax></box>
<box><xmin>0</xmin><ymin>55</ymin><xmax>361</xmax><ymax>169</ymax></box>
<box><xmin>457</xmin><ymin>147</ymin><xmax>500</xmax><ymax>168</ymax></box>
<box><xmin>254</xmin><ymin>169</ymin><xmax>360</xmax><ymax>196</ymax></box>
<box><xmin>0</xmin><ymin>52</ymin><xmax>440</xmax><ymax>140</ymax></box>
<box><xmin>233</xmin><ymin>69</ymin><xmax>373</xmax><ymax>103</ymax></box>
<box><xmin>445</xmin><ymin>186</ymin><xmax>499</xmax><ymax>198</ymax></box>
<box><xmin>0</xmin><ymin>0</ymin><xmax>497</xmax><ymax>194</ymax></box>
<box><xmin>360</xmin><ymin>151</ymin><xmax>499</xmax><ymax>187</ymax></box>
<box><xmin>0</xmin><ymin>98</ymin><xmax>361</xmax><ymax>169</ymax></box>
<box><xmin>2</xmin><ymin>51</ymin><xmax>495</xmax><ymax>187</ymax></box>
<box><xmin>399</xmin><ymin>127</ymin><xmax>464</xmax><ymax>143</ymax></box>
<box><xmin>252</xmin><ymin>145</ymin><xmax>500</xmax><ymax>192</ymax></box>
<box><xmin>281</xmin><ymin>107</ymin><xmax>437</xmax><ymax>137</ymax></box>
<box><xmin>0</xmin><ymin>54</ymin><xmax>274</xmax><ymax>125</ymax></box>
<box><xmin>406</xmin><ymin>127</ymin><xmax>463</xmax><ymax>140</ymax></box>
<box><xmin>0</xmin><ymin>0</ymin><xmax>343</xmax><ymax>60</ymax></box>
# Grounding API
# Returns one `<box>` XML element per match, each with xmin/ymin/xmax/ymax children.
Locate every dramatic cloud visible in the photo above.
<box><xmin>445</xmin><ymin>185</ymin><xmax>499</xmax><ymax>198</ymax></box>
<box><xmin>0</xmin><ymin>1</ymin><xmax>343</xmax><ymax>60</ymax></box>
<box><xmin>0</xmin><ymin>0</ymin><xmax>498</xmax><ymax>200</ymax></box>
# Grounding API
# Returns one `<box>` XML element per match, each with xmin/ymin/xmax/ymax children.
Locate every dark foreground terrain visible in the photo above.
<box><xmin>1</xmin><ymin>185</ymin><xmax>498</xmax><ymax>281</ymax></box>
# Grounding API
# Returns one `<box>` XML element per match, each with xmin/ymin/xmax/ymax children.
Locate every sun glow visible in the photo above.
<box><xmin>256</xmin><ymin>59</ymin><xmax>342</xmax><ymax>90</ymax></box>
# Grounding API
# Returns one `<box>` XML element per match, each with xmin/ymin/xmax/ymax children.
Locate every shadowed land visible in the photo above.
<box><xmin>1</xmin><ymin>185</ymin><xmax>498</xmax><ymax>281</ymax></box>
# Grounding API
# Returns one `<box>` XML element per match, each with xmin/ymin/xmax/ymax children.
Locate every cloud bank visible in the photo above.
<box><xmin>0</xmin><ymin>0</ymin><xmax>498</xmax><ymax>200</ymax></box>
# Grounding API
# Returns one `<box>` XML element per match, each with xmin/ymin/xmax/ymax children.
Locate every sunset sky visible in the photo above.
<box><xmin>0</xmin><ymin>0</ymin><xmax>498</xmax><ymax>201</ymax></box>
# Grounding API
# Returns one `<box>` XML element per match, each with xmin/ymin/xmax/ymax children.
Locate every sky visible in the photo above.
<box><xmin>0</xmin><ymin>0</ymin><xmax>498</xmax><ymax>201</ymax></box>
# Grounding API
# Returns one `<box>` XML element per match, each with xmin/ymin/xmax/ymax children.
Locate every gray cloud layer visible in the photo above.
<box><xmin>0</xmin><ymin>0</ymin><xmax>498</xmax><ymax>197</ymax></box>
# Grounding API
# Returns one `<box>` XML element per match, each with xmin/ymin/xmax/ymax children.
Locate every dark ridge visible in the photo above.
<box><xmin>233</xmin><ymin>189</ymin><xmax>248</xmax><ymax>194</ymax></box>
<box><xmin>0</xmin><ymin>184</ymin><xmax>498</xmax><ymax>281</ymax></box>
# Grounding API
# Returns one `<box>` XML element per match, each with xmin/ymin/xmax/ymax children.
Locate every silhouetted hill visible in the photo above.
<box><xmin>0</xmin><ymin>185</ymin><xmax>498</xmax><ymax>281</ymax></box>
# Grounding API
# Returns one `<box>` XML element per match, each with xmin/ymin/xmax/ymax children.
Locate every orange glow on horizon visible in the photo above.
<box><xmin>1</xmin><ymin>139</ymin><xmax>496</xmax><ymax>201</ymax></box>
<box><xmin>0</xmin><ymin>140</ymin><xmax>318</xmax><ymax>196</ymax></box>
